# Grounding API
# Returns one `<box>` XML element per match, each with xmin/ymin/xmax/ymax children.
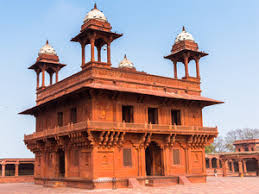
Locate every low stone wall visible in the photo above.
<box><xmin>0</xmin><ymin>176</ymin><xmax>34</xmax><ymax>183</ymax></box>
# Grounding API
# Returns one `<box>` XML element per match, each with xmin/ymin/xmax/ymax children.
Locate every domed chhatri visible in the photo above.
<box><xmin>38</xmin><ymin>40</ymin><xmax>57</xmax><ymax>56</ymax></box>
<box><xmin>175</xmin><ymin>26</ymin><xmax>194</xmax><ymax>43</ymax></box>
<box><xmin>83</xmin><ymin>3</ymin><xmax>107</xmax><ymax>23</ymax></box>
<box><xmin>118</xmin><ymin>55</ymin><xmax>135</xmax><ymax>69</ymax></box>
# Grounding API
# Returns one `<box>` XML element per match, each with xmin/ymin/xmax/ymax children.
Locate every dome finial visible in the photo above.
<box><xmin>94</xmin><ymin>3</ymin><xmax>97</xmax><ymax>9</ymax></box>
<box><xmin>182</xmin><ymin>26</ymin><xmax>185</xmax><ymax>32</ymax></box>
<box><xmin>46</xmin><ymin>40</ymin><xmax>49</xmax><ymax>45</ymax></box>
<box><xmin>124</xmin><ymin>54</ymin><xmax>127</xmax><ymax>59</ymax></box>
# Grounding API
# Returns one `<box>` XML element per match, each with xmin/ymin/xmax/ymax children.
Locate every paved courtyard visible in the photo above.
<box><xmin>0</xmin><ymin>177</ymin><xmax>258</xmax><ymax>194</ymax></box>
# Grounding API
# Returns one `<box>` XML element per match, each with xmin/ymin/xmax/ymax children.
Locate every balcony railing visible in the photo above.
<box><xmin>24</xmin><ymin>120</ymin><xmax>218</xmax><ymax>141</ymax></box>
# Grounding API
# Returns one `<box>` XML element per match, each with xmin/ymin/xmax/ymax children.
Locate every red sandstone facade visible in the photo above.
<box><xmin>21</xmin><ymin>5</ymin><xmax>222</xmax><ymax>189</ymax></box>
<box><xmin>0</xmin><ymin>158</ymin><xmax>34</xmax><ymax>183</ymax></box>
<box><xmin>206</xmin><ymin>139</ymin><xmax>259</xmax><ymax>177</ymax></box>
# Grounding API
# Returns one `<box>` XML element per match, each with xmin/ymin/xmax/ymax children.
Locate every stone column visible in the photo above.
<box><xmin>183</xmin><ymin>54</ymin><xmax>189</xmax><ymax>78</ymax></box>
<box><xmin>2</xmin><ymin>164</ymin><xmax>5</xmax><ymax>177</ymax></box>
<box><xmin>238</xmin><ymin>160</ymin><xmax>243</xmax><ymax>177</ymax></box>
<box><xmin>243</xmin><ymin>160</ymin><xmax>247</xmax><ymax>176</ymax></box>
<box><xmin>195</xmin><ymin>57</ymin><xmax>200</xmax><ymax>78</ymax></box>
<box><xmin>216</xmin><ymin>159</ymin><xmax>220</xmax><ymax>169</ymax></box>
<box><xmin>97</xmin><ymin>46</ymin><xmax>101</xmax><ymax>62</ymax></box>
<box><xmin>55</xmin><ymin>69</ymin><xmax>59</xmax><ymax>83</ymax></box>
<box><xmin>223</xmin><ymin>160</ymin><xmax>228</xmax><ymax>176</ymax></box>
<box><xmin>185</xmin><ymin>148</ymin><xmax>190</xmax><ymax>174</ymax></box>
<box><xmin>15</xmin><ymin>163</ymin><xmax>19</xmax><ymax>176</ymax></box>
<box><xmin>41</xmin><ymin>65</ymin><xmax>45</xmax><ymax>87</ymax></box>
<box><xmin>209</xmin><ymin>158</ymin><xmax>212</xmax><ymax>169</ymax></box>
<box><xmin>81</xmin><ymin>41</ymin><xmax>86</xmax><ymax>66</ymax></box>
<box><xmin>107</xmin><ymin>42</ymin><xmax>111</xmax><ymax>64</ymax></box>
<box><xmin>90</xmin><ymin>36</ymin><xmax>95</xmax><ymax>62</ymax></box>
<box><xmin>173</xmin><ymin>60</ymin><xmax>177</xmax><ymax>79</ymax></box>
<box><xmin>49</xmin><ymin>72</ymin><xmax>53</xmax><ymax>85</ymax></box>
<box><xmin>36</xmin><ymin>70</ymin><xmax>40</xmax><ymax>88</ymax></box>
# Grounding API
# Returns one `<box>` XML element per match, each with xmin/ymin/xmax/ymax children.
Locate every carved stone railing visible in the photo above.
<box><xmin>24</xmin><ymin>120</ymin><xmax>218</xmax><ymax>141</ymax></box>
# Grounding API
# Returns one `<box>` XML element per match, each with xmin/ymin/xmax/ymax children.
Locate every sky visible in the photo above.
<box><xmin>0</xmin><ymin>0</ymin><xmax>258</xmax><ymax>158</ymax></box>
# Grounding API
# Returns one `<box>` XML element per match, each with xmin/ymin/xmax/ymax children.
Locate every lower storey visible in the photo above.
<box><xmin>34</xmin><ymin>174</ymin><xmax>206</xmax><ymax>189</ymax></box>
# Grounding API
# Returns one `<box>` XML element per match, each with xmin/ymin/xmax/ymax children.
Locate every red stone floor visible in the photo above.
<box><xmin>0</xmin><ymin>177</ymin><xmax>258</xmax><ymax>194</ymax></box>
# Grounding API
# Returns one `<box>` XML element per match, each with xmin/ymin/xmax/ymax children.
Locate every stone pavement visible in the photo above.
<box><xmin>0</xmin><ymin>177</ymin><xmax>258</xmax><ymax>194</ymax></box>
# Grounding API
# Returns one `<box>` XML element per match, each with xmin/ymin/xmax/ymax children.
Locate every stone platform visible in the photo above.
<box><xmin>0</xmin><ymin>177</ymin><xmax>258</xmax><ymax>194</ymax></box>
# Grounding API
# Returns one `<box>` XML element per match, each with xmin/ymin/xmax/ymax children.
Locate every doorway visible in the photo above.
<box><xmin>145</xmin><ymin>142</ymin><xmax>164</xmax><ymax>176</ymax></box>
<box><xmin>58</xmin><ymin>149</ymin><xmax>65</xmax><ymax>177</ymax></box>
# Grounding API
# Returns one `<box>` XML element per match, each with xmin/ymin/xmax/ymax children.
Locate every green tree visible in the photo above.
<box><xmin>205</xmin><ymin>144</ymin><xmax>215</xmax><ymax>154</ymax></box>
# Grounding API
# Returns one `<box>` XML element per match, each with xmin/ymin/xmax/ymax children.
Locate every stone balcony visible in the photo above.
<box><xmin>24</xmin><ymin>121</ymin><xmax>218</xmax><ymax>141</ymax></box>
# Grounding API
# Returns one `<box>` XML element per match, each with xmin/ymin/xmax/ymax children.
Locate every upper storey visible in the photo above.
<box><xmin>23</xmin><ymin>5</ymin><xmax>222</xmax><ymax>110</ymax></box>
<box><xmin>234</xmin><ymin>139</ymin><xmax>259</xmax><ymax>152</ymax></box>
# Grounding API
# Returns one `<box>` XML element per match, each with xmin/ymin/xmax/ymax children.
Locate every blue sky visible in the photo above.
<box><xmin>0</xmin><ymin>0</ymin><xmax>258</xmax><ymax>157</ymax></box>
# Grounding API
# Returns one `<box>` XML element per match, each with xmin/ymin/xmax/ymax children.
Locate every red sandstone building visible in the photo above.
<box><xmin>21</xmin><ymin>4</ymin><xmax>222</xmax><ymax>189</ymax></box>
<box><xmin>206</xmin><ymin>139</ymin><xmax>259</xmax><ymax>177</ymax></box>
<box><xmin>0</xmin><ymin>158</ymin><xmax>34</xmax><ymax>183</ymax></box>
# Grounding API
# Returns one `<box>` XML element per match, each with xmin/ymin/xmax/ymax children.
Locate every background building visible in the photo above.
<box><xmin>206</xmin><ymin>139</ymin><xmax>259</xmax><ymax>177</ymax></box>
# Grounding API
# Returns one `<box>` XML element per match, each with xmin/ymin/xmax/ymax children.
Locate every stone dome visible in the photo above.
<box><xmin>175</xmin><ymin>26</ymin><xmax>194</xmax><ymax>43</ymax></box>
<box><xmin>118</xmin><ymin>55</ymin><xmax>134</xmax><ymax>68</ymax></box>
<box><xmin>38</xmin><ymin>40</ymin><xmax>57</xmax><ymax>56</ymax></box>
<box><xmin>83</xmin><ymin>4</ymin><xmax>107</xmax><ymax>23</ymax></box>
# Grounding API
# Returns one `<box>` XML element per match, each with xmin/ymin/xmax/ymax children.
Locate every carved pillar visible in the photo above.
<box><xmin>222</xmin><ymin>160</ymin><xmax>227</xmax><ymax>177</ymax></box>
<box><xmin>185</xmin><ymin>147</ymin><xmax>190</xmax><ymax>174</ymax></box>
<box><xmin>107</xmin><ymin>42</ymin><xmax>111</xmax><ymax>64</ymax></box>
<box><xmin>140</xmin><ymin>146</ymin><xmax>146</xmax><ymax>176</ymax></box>
<box><xmin>55</xmin><ymin>68</ymin><xmax>59</xmax><ymax>83</ymax></box>
<box><xmin>162</xmin><ymin>145</ymin><xmax>168</xmax><ymax>176</ymax></box>
<box><xmin>183</xmin><ymin>53</ymin><xmax>189</xmax><ymax>78</ymax></box>
<box><xmin>243</xmin><ymin>159</ymin><xmax>247</xmax><ymax>176</ymax></box>
<box><xmin>97</xmin><ymin>46</ymin><xmax>101</xmax><ymax>62</ymax></box>
<box><xmin>2</xmin><ymin>164</ymin><xmax>5</xmax><ymax>177</ymax></box>
<box><xmin>238</xmin><ymin>160</ymin><xmax>243</xmax><ymax>177</ymax></box>
<box><xmin>195</xmin><ymin>57</ymin><xmax>200</xmax><ymax>78</ymax></box>
<box><xmin>209</xmin><ymin>158</ymin><xmax>212</xmax><ymax>169</ymax></box>
<box><xmin>49</xmin><ymin>72</ymin><xmax>53</xmax><ymax>85</ymax></box>
<box><xmin>173</xmin><ymin>60</ymin><xmax>177</xmax><ymax>79</ymax></box>
<box><xmin>36</xmin><ymin>70</ymin><xmax>40</xmax><ymax>88</ymax></box>
<box><xmin>90</xmin><ymin>35</ymin><xmax>95</xmax><ymax>62</ymax></box>
<box><xmin>41</xmin><ymin>65</ymin><xmax>46</xmax><ymax>87</ymax></box>
<box><xmin>15</xmin><ymin>163</ymin><xmax>19</xmax><ymax>176</ymax></box>
<box><xmin>80</xmin><ymin>41</ymin><xmax>86</xmax><ymax>66</ymax></box>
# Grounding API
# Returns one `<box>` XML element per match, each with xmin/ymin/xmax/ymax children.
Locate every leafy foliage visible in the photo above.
<box><xmin>206</xmin><ymin>128</ymin><xmax>259</xmax><ymax>153</ymax></box>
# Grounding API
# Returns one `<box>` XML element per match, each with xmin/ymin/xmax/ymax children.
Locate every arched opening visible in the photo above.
<box><xmin>5</xmin><ymin>164</ymin><xmax>15</xmax><ymax>176</ymax></box>
<box><xmin>206</xmin><ymin>158</ymin><xmax>210</xmax><ymax>168</ymax></box>
<box><xmin>145</xmin><ymin>142</ymin><xmax>164</xmax><ymax>176</ymax></box>
<box><xmin>233</xmin><ymin>160</ymin><xmax>239</xmax><ymax>172</ymax></box>
<box><xmin>228</xmin><ymin>161</ymin><xmax>232</xmax><ymax>171</ymax></box>
<box><xmin>188</xmin><ymin>60</ymin><xmax>197</xmax><ymax>77</ymax></box>
<box><xmin>58</xmin><ymin>149</ymin><xmax>65</xmax><ymax>177</ymax></box>
<box><xmin>246</xmin><ymin>159</ymin><xmax>257</xmax><ymax>172</ymax></box>
<box><xmin>219</xmin><ymin>160</ymin><xmax>222</xmax><ymax>168</ymax></box>
<box><xmin>18</xmin><ymin>163</ymin><xmax>34</xmax><ymax>176</ymax></box>
<box><xmin>212</xmin><ymin>158</ymin><xmax>217</xmax><ymax>168</ymax></box>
